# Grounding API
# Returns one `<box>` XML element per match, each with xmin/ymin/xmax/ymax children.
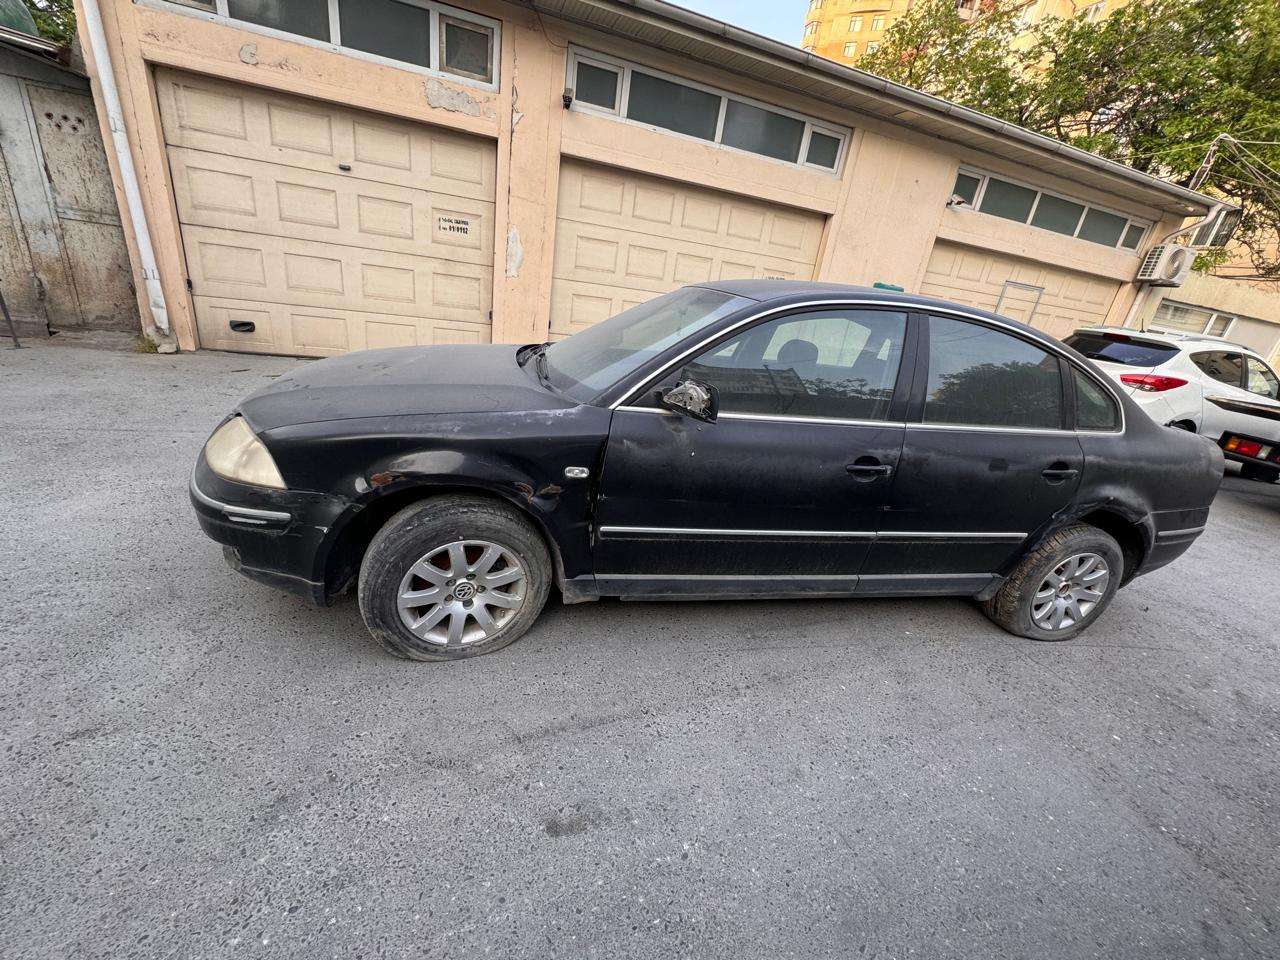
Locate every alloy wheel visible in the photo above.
<box><xmin>1031</xmin><ymin>552</ymin><xmax>1110</xmax><ymax>631</ymax></box>
<box><xmin>396</xmin><ymin>540</ymin><xmax>526</xmax><ymax>648</ymax></box>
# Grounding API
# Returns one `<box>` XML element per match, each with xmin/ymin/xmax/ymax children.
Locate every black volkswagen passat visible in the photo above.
<box><xmin>191</xmin><ymin>281</ymin><xmax>1223</xmax><ymax>661</ymax></box>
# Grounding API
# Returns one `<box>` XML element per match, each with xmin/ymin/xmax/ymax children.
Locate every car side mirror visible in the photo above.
<box><xmin>659</xmin><ymin>379</ymin><xmax>719</xmax><ymax>423</ymax></box>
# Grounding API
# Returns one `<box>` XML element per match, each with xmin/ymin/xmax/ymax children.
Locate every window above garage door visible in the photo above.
<box><xmin>566</xmin><ymin>47</ymin><xmax>850</xmax><ymax>174</ymax></box>
<box><xmin>158</xmin><ymin>0</ymin><xmax>499</xmax><ymax>88</ymax></box>
<box><xmin>950</xmin><ymin>167</ymin><xmax>1151</xmax><ymax>252</ymax></box>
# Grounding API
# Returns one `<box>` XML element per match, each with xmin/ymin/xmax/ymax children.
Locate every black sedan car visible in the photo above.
<box><xmin>191</xmin><ymin>281</ymin><xmax>1223</xmax><ymax>661</ymax></box>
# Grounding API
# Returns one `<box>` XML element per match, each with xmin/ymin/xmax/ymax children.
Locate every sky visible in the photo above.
<box><xmin>675</xmin><ymin>0</ymin><xmax>804</xmax><ymax>47</ymax></box>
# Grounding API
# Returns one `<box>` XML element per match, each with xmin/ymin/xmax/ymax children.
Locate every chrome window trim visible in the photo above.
<box><xmin>612</xmin><ymin>296</ymin><xmax>1127</xmax><ymax>435</ymax></box>
<box><xmin>190</xmin><ymin>470</ymin><xmax>292</xmax><ymax>524</ymax></box>
<box><xmin>912</xmin><ymin>422</ymin><xmax>1068</xmax><ymax>437</ymax></box>
<box><xmin>614</xmin><ymin>405</ymin><xmax>905</xmax><ymax>429</ymax></box>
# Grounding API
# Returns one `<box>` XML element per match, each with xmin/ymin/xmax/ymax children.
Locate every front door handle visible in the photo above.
<box><xmin>1042</xmin><ymin>463</ymin><xmax>1080</xmax><ymax>482</ymax></box>
<box><xmin>847</xmin><ymin>457</ymin><xmax>894</xmax><ymax>481</ymax></box>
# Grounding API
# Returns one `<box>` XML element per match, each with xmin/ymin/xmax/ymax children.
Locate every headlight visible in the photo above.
<box><xmin>204</xmin><ymin>416</ymin><xmax>286</xmax><ymax>489</ymax></box>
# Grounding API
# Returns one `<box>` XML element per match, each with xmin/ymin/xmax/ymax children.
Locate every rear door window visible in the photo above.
<box><xmin>1246</xmin><ymin>358</ymin><xmax>1280</xmax><ymax>400</ymax></box>
<box><xmin>1191</xmin><ymin>351</ymin><xmax>1246</xmax><ymax>387</ymax></box>
<box><xmin>1063</xmin><ymin>333</ymin><xmax>1178</xmax><ymax>367</ymax></box>
<box><xmin>925</xmin><ymin>317</ymin><xmax>1063</xmax><ymax>430</ymax></box>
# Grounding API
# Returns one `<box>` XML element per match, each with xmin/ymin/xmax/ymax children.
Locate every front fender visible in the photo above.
<box><xmin>263</xmin><ymin>410</ymin><xmax>612</xmax><ymax>594</ymax></box>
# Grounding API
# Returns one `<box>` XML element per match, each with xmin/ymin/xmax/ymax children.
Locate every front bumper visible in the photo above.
<box><xmin>189</xmin><ymin>455</ymin><xmax>348</xmax><ymax>605</ymax></box>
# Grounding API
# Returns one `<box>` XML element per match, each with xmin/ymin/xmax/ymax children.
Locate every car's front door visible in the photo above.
<box><xmin>861</xmin><ymin>314</ymin><xmax>1085</xmax><ymax>593</ymax></box>
<box><xmin>593</xmin><ymin>306</ymin><xmax>913</xmax><ymax>595</ymax></box>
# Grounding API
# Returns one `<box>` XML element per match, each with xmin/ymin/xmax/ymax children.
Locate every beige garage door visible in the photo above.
<box><xmin>550</xmin><ymin>160</ymin><xmax>826</xmax><ymax>338</ymax></box>
<box><xmin>920</xmin><ymin>241</ymin><xmax>1121</xmax><ymax>340</ymax></box>
<box><xmin>157</xmin><ymin>69</ymin><xmax>496</xmax><ymax>356</ymax></box>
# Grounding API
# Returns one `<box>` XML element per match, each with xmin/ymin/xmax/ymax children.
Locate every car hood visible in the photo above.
<box><xmin>239</xmin><ymin>345</ymin><xmax>572</xmax><ymax>431</ymax></box>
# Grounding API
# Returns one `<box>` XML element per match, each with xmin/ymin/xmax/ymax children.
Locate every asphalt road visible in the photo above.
<box><xmin>2</xmin><ymin>340</ymin><xmax>1278</xmax><ymax>960</ymax></box>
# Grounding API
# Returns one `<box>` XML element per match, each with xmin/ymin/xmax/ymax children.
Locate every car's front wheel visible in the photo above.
<box><xmin>981</xmin><ymin>524</ymin><xmax>1123</xmax><ymax>641</ymax></box>
<box><xmin>358</xmin><ymin>495</ymin><xmax>552</xmax><ymax>661</ymax></box>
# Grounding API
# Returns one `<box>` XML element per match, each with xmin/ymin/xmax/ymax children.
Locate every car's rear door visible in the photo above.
<box><xmin>593</xmin><ymin>306</ymin><xmax>914</xmax><ymax>594</ymax></box>
<box><xmin>861</xmin><ymin>313</ymin><xmax>1084</xmax><ymax>593</ymax></box>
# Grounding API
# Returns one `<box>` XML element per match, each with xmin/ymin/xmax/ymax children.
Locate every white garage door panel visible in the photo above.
<box><xmin>156</xmin><ymin>69</ymin><xmax>495</xmax><ymax>355</ymax></box>
<box><xmin>168</xmin><ymin>148</ymin><xmax>495</xmax><ymax>266</ymax></box>
<box><xmin>550</xmin><ymin>160</ymin><xmax>826</xmax><ymax>338</ymax></box>
<box><xmin>921</xmin><ymin>241</ymin><xmax>1121</xmax><ymax>339</ymax></box>
<box><xmin>192</xmin><ymin>297</ymin><xmax>488</xmax><ymax>356</ymax></box>
<box><xmin>156</xmin><ymin>71</ymin><xmax>495</xmax><ymax>201</ymax></box>
<box><xmin>183</xmin><ymin>225</ymin><xmax>490</xmax><ymax>322</ymax></box>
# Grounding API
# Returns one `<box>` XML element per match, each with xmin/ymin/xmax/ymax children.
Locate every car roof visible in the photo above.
<box><xmin>1072</xmin><ymin>325</ymin><xmax>1260</xmax><ymax>355</ymax></box>
<box><xmin>695</xmin><ymin>279</ymin><xmax>1062</xmax><ymax>351</ymax></box>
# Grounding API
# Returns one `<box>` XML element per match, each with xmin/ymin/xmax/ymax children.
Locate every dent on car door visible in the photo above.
<box><xmin>861</xmin><ymin>314</ymin><xmax>1085</xmax><ymax>593</ymax></box>
<box><xmin>593</xmin><ymin>307</ymin><xmax>913</xmax><ymax>594</ymax></box>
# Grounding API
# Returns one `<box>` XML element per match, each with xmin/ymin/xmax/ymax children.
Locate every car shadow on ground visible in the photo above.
<box><xmin>254</xmin><ymin>583</ymin><xmax>1031</xmax><ymax>668</ymax></box>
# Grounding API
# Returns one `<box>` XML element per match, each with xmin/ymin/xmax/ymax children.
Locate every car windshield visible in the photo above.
<box><xmin>1064</xmin><ymin>332</ymin><xmax>1180</xmax><ymax>367</ymax></box>
<box><xmin>542</xmin><ymin>287</ymin><xmax>750</xmax><ymax>402</ymax></box>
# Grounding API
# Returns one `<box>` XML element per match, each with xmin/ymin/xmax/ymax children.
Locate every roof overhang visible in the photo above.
<box><xmin>533</xmin><ymin>0</ymin><xmax>1220</xmax><ymax>218</ymax></box>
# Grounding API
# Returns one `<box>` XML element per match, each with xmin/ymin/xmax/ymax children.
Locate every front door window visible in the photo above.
<box><xmin>654</xmin><ymin>308</ymin><xmax>908</xmax><ymax>422</ymax></box>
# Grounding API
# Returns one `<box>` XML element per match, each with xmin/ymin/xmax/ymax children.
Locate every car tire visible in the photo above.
<box><xmin>1240</xmin><ymin>463</ymin><xmax>1280</xmax><ymax>483</ymax></box>
<box><xmin>358</xmin><ymin>495</ymin><xmax>552</xmax><ymax>661</ymax></box>
<box><xmin>981</xmin><ymin>524</ymin><xmax>1124</xmax><ymax>642</ymax></box>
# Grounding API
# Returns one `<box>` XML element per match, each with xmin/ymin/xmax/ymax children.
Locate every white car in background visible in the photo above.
<box><xmin>1065</xmin><ymin>327</ymin><xmax>1280</xmax><ymax>483</ymax></box>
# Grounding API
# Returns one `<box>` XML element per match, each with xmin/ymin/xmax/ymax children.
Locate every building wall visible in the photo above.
<box><xmin>1141</xmin><ymin>271</ymin><xmax>1280</xmax><ymax>359</ymax></box>
<box><xmin>803</xmin><ymin>0</ymin><xmax>1138</xmax><ymax>67</ymax></box>
<box><xmin>802</xmin><ymin>0</ymin><xmax>917</xmax><ymax>64</ymax></box>
<box><xmin>0</xmin><ymin>44</ymin><xmax>137</xmax><ymax>334</ymax></box>
<box><xmin>77</xmin><ymin>0</ymin><xmax>1178</xmax><ymax>354</ymax></box>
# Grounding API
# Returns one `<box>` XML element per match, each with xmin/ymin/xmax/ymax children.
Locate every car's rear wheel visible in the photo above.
<box><xmin>981</xmin><ymin>524</ymin><xmax>1123</xmax><ymax>641</ymax></box>
<box><xmin>358</xmin><ymin>495</ymin><xmax>551</xmax><ymax>661</ymax></box>
<box><xmin>1240</xmin><ymin>462</ymin><xmax>1280</xmax><ymax>483</ymax></box>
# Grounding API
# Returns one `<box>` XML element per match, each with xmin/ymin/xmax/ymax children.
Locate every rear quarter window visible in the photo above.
<box><xmin>1064</xmin><ymin>333</ymin><xmax>1179</xmax><ymax>367</ymax></box>
<box><xmin>1191</xmin><ymin>351</ymin><xmax>1245</xmax><ymax>387</ymax></box>
<box><xmin>1073</xmin><ymin>368</ymin><xmax>1120</xmax><ymax>431</ymax></box>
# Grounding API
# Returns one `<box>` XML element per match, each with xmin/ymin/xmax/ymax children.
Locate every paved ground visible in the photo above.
<box><xmin>2</xmin><ymin>340</ymin><xmax>1278</xmax><ymax>960</ymax></box>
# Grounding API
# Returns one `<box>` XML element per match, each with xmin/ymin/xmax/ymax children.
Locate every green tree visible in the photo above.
<box><xmin>23</xmin><ymin>0</ymin><xmax>74</xmax><ymax>46</ymax></box>
<box><xmin>860</xmin><ymin>0</ymin><xmax>1280</xmax><ymax>281</ymax></box>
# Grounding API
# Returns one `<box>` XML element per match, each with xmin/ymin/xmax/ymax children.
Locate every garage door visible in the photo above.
<box><xmin>550</xmin><ymin>160</ymin><xmax>826</xmax><ymax>338</ymax></box>
<box><xmin>920</xmin><ymin>241</ymin><xmax>1121</xmax><ymax>340</ymax></box>
<box><xmin>157</xmin><ymin>69</ymin><xmax>496</xmax><ymax>355</ymax></box>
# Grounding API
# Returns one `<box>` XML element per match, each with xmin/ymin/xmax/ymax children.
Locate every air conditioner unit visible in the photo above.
<box><xmin>1135</xmin><ymin>244</ymin><xmax>1195</xmax><ymax>287</ymax></box>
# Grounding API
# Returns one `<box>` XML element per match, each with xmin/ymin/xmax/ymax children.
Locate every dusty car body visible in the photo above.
<box><xmin>192</xmin><ymin>281</ymin><xmax>1224</xmax><ymax>660</ymax></box>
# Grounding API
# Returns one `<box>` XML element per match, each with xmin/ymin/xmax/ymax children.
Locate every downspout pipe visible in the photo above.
<box><xmin>80</xmin><ymin>0</ymin><xmax>171</xmax><ymax>337</ymax></box>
